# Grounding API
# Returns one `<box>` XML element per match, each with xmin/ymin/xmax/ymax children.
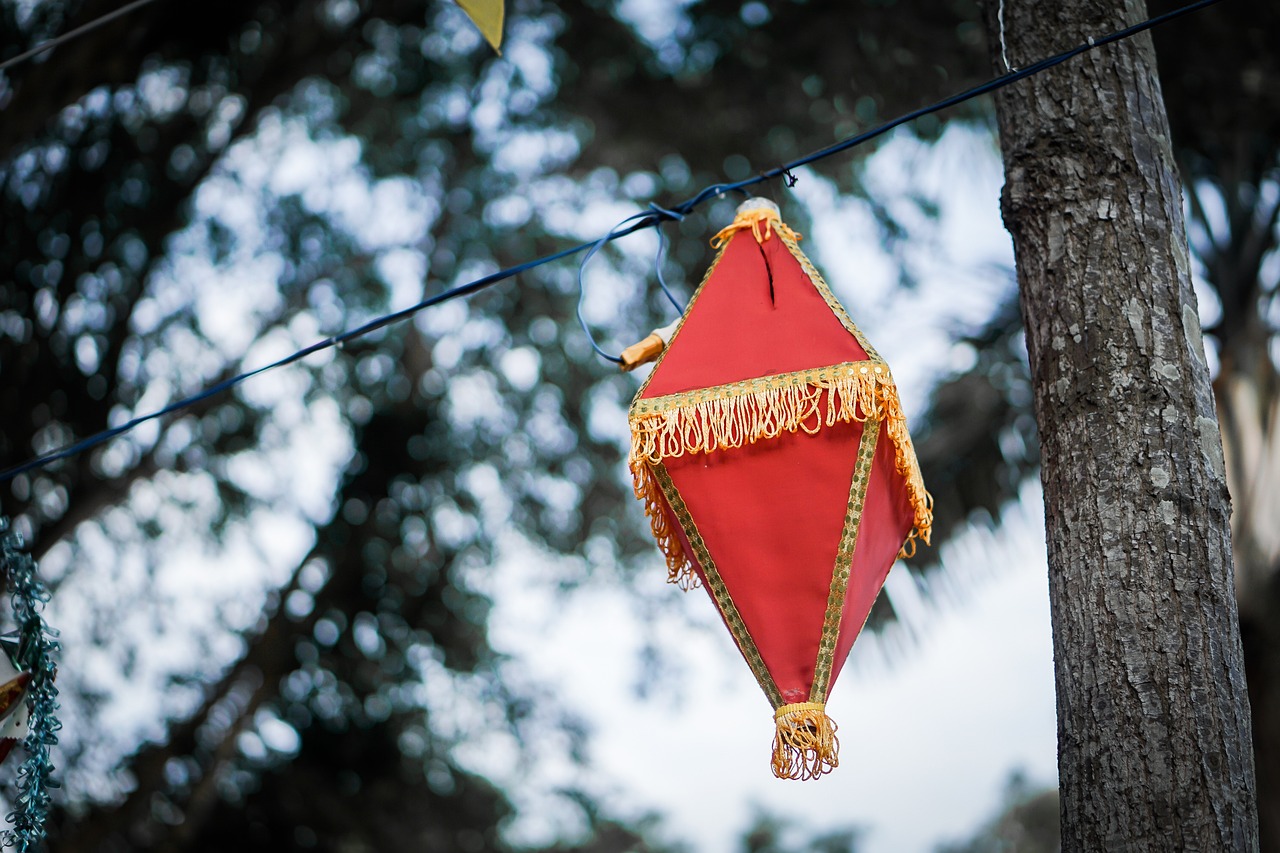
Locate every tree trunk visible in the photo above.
<box><xmin>983</xmin><ymin>1</ymin><xmax>1259</xmax><ymax>849</ymax></box>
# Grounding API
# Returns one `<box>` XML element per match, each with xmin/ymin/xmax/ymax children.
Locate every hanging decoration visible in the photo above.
<box><xmin>625</xmin><ymin>199</ymin><xmax>931</xmax><ymax>780</ymax></box>
<box><xmin>454</xmin><ymin>0</ymin><xmax>505</xmax><ymax>53</ymax></box>
<box><xmin>0</xmin><ymin>519</ymin><xmax>60</xmax><ymax>851</ymax></box>
<box><xmin>0</xmin><ymin>643</ymin><xmax>31</xmax><ymax>766</ymax></box>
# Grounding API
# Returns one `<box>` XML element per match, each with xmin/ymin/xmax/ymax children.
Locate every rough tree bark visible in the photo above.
<box><xmin>983</xmin><ymin>0</ymin><xmax>1260</xmax><ymax>849</ymax></box>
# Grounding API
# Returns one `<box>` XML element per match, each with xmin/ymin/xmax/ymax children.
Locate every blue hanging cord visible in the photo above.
<box><xmin>0</xmin><ymin>519</ymin><xmax>60</xmax><ymax>853</ymax></box>
<box><xmin>648</xmin><ymin>203</ymin><xmax>686</xmax><ymax>315</ymax></box>
<box><xmin>576</xmin><ymin>207</ymin><xmax>685</xmax><ymax>364</ymax></box>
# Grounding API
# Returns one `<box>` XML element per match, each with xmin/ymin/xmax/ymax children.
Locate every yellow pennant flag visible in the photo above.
<box><xmin>455</xmin><ymin>0</ymin><xmax>504</xmax><ymax>53</ymax></box>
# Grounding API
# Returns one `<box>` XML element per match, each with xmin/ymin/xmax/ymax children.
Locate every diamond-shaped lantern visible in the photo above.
<box><xmin>625</xmin><ymin>199</ymin><xmax>932</xmax><ymax>779</ymax></box>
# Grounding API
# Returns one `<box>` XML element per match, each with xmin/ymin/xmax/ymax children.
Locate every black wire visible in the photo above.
<box><xmin>576</xmin><ymin>202</ymin><xmax>686</xmax><ymax>361</ymax></box>
<box><xmin>1</xmin><ymin>238</ymin><xmax>606</xmax><ymax>482</ymax></box>
<box><xmin>576</xmin><ymin>210</ymin><xmax>662</xmax><ymax>363</ymax></box>
<box><xmin>0</xmin><ymin>0</ymin><xmax>1228</xmax><ymax>483</ymax></box>
<box><xmin>0</xmin><ymin>0</ymin><xmax>164</xmax><ymax>75</ymax></box>
<box><xmin>680</xmin><ymin>0</ymin><xmax>1228</xmax><ymax>204</ymax></box>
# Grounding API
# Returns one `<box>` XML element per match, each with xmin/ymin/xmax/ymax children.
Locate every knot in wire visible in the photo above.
<box><xmin>647</xmin><ymin>202</ymin><xmax>686</xmax><ymax>224</ymax></box>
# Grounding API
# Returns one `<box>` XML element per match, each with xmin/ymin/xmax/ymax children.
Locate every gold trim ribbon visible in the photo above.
<box><xmin>651</xmin><ymin>464</ymin><xmax>783</xmax><ymax>706</ymax></box>
<box><xmin>629</xmin><ymin>362</ymin><xmax>933</xmax><ymax>588</ymax></box>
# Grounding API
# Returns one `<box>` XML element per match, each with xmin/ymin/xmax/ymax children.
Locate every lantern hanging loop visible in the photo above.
<box><xmin>647</xmin><ymin>203</ymin><xmax>687</xmax><ymax>315</ymax></box>
<box><xmin>577</xmin><ymin>205</ymin><xmax>689</xmax><ymax>365</ymax></box>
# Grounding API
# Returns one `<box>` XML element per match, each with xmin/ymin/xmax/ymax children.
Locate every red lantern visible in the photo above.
<box><xmin>626</xmin><ymin>199</ymin><xmax>932</xmax><ymax>780</ymax></box>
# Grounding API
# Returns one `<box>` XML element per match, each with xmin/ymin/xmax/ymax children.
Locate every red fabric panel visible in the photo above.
<box><xmin>642</xmin><ymin>234</ymin><xmax>869</xmax><ymax>399</ymax></box>
<box><xmin>663</xmin><ymin>418</ymin><xmax>867</xmax><ymax>704</ymax></box>
<box><xmin>825</xmin><ymin>420</ymin><xmax>916</xmax><ymax>696</ymax></box>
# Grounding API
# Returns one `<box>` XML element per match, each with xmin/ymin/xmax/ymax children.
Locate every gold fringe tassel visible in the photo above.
<box><xmin>631</xmin><ymin>464</ymin><xmax>700</xmax><ymax>590</ymax></box>
<box><xmin>710</xmin><ymin>206</ymin><xmax>802</xmax><ymax>250</ymax></box>
<box><xmin>771</xmin><ymin>702</ymin><xmax>839</xmax><ymax>780</ymax></box>
<box><xmin>629</xmin><ymin>365</ymin><xmax>933</xmax><ymax>588</ymax></box>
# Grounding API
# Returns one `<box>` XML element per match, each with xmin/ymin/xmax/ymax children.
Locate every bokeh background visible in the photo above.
<box><xmin>1</xmin><ymin>0</ymin><xmax>1275</xmax><ymax>850</ymax></box>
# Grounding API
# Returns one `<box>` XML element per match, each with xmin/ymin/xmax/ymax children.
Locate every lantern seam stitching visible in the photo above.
<box><xmin>810</xmin><ymin>418</ymin><xmax>880</xmax><ymax>703</ymax></box>
<box><xmin>625</xmin><ymin>239</ymin><xmax>734</xmax><ymax>587</ymax></box>
<box><xmin>629</xmin><ymin>227</ymin><xmax>732</xmax><ymax>407</ymax></box>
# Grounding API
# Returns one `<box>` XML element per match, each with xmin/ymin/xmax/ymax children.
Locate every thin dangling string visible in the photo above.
<box><xmin>648</xmin><ymin>203</ymin><xmax>687</xmax><ymax>315</ymax></box>
<box><xmin>577</xmin><ymin>212</ymin><xmax>650</xmax><ymax>364</ymax></box>
<box><xmin>755</xmin><ymin>239</ymin><xmax>775</xmax><ymax>304</ymax></box>
<box><xmin>997</xmin><ymin>0</ymin><xmax>1013</xmax><ymax>72</ymax></box>
<box><xmin>577</xmin><ymin>206</ymin><xmax>687</xmax><ymax>363</ymax></box>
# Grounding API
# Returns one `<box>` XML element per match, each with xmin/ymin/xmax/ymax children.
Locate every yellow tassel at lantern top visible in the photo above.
<box><xmin>771</xmin><ymin>701</ymin><xmax>839</xmax><ymax>780</ymax></box>
<box><xmin>710</xmin><ymin>197</ymin><xmax>802</xmax><ymax>249</ymax></box>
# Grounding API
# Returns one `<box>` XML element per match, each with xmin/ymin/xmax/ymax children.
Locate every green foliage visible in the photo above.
<box><xmin>740</xmin><ymin>810</ymin><xmax>862</xmax><ymax>853</ymax></box>
<box><xmin>912</xmin><ymin>290</ymin><xmax>1037</xmax><ymax>566</ymax></box>
<box><xmin>2</xmin><ymin>1</ymin><xmax>660</xmax><ymax>845</ymax></box>
<box><xmin>937</xmin><ymin>773</ymin><xmax>1059</xmax><ymax>853</ymax></box>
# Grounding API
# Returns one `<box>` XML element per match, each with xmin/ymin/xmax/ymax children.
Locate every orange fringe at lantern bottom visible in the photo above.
<box><xmin>771</xmin><ymin>702</ymin><xmax>839</xmax><ymax>781</ymax></box>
